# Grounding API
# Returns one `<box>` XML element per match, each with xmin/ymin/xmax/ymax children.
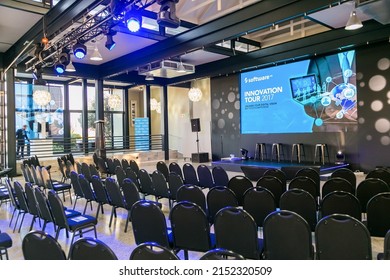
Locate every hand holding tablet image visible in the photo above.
<box><xmin>240</xmin><ymin>50</ymin><xmax>358</xmax><ymax>134</ymax></box>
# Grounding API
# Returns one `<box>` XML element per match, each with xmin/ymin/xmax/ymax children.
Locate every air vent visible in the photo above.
<box><xmin>138</xmin><ymin>59</ymin><xmax>195</xmax><ymax>78</ymax></box>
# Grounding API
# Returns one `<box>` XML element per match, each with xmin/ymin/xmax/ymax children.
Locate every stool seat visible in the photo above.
<box><xmin>255</xmin><ymin>143</ymin><xmax>267</xmax><ymax>161</ymax></box>
<box><xmin>272</xmin><ymin>143</ymin><xmax>285</xmax><ymax>162</ymax></box>
<box><xmin>314</xmin><ymin>144</ymin><xmax>330</xmax><ymax>165</ymax></box>
<box><xmin>291</xmin><ymin>143</ymin><xmax>306</xmax><ymax>163</ymax></box>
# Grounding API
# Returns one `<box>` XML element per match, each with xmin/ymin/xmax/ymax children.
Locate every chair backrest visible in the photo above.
<box><xmin>199</xmin><ymin>248</ymin><xmax>245</xmax><ymax>260</ymax></box>
<box><xmin>115</xmin><ymin>165</ymin><xmax>127</xmax><ymax>188</ymax></box>
<box><xmin>280</xmin><ymin>188</ymin><xmax>317</xmax><ymax>231</ymax></box>
<box><xmin>156</xmin><ymin>161</ymin><xmax>170</xmax><ymax>181</ymax></box>
<box><xmin>227</xmin><ymin>175</ymin><xmax>253</xmax><ymax>205</ymax></box>
<box><xmin>5</xmin><ymin>178</ymin><xmax>19</xmax><ymax>209</ymax></box>
<box><xmin>331</xmin><ymin>168</ymin><xmax>357</xmax><ymax>193</ymax></box>
<box><xmin>168</xmin><ymin>172</ymin><xmax>184</xmax><ymax>200</ymax></box>
<box><xmin>295</xmin><ymin>167</ymin><xmax>320</xmax><ymax>196</ymax></box>
<box><xmin>106</xmin><ymin>158</ymin><xmax>116</xmax><ymax>175</ymax></box>
<box><xmin>66</xmin><ymin>160</ymin><xmax>76</xmax><ymax>178</ymax></box>
<box><xmin>122</xmin><ymin>178</ymin><xmax>141</xmax><ymax>210</ymax></box>
<box><xmin>113</xmin><ymin>158</ymin><xmax>122</xmax><ymax>171</ymax></box>
<box><xmin>104</xmin><ymin>177</ymin><xmax>126</xmax><ymax>208</ymax></box>
<box><xmin>322</xmin><ymin>177</ymin><xmax>354</xmax><ymax>198</ymax></box>
<box><xmin>384</xmin><ymin>230</ymin><xmax>390</xmax><ymax>260</ymax></box>
<box><xmin>197</xmin><ymin>164</ymin><xmax>214</xmax><ymax>188</ymax></box>
<box><xmin>34</xmin><ymin>187</ymin><xmax>54</xmax><ymax>224</ymax></box>
<box><xmin>169</xmin><ymin>162</ymin><xmax>183</xmax><ymax>179</ymax></box>
<box><xmin>366</xmin><ymin>192</ymin><xmax>390</xmax><ymax>237</ymax></box>
<box><xmin>207</xmin><ymin>186</ymin><xmax>238</xmax><ymax>223</ymax></box>
<box><xmin>288</xmin><ymin>176</ymin><xmax>318</xmax><ymax>200</ymax></box>
<box><xmin>57</xmin><ymin>158</ymin><xmax>67</xmax><ymax>180</ymax></box>
<box><xmin>90</xmin><ymin>175</ymin><xmax>111</xmax><ymax>205</ymax></box>
<box><xmin>130</xmin><ymin>242</ymin><xmax>179</xmax><ymax>260</ymax></box>
<box><xmin>24</xmin><ymin>164</ymin><xmax>35</xmax><ymax>184</ymax></box>
<box><xmin>47</xmin><ymin>190</ymin><xmax>68</xmax><ymax>229</ymax></box>
<box><xmin>68</xmin><ymin>153</ymin><xmax>75</xmax><ymax>165</ymax></box>
<box><xmin>130</xmin><ymin>200</ymin><xmax>171</xmax><ymax>247</ymax></box>
<box><xmin>22</xmin><ymin>230</ymin><xmax>66</xmax><ymax>260</ymax></box>
<box><xmin>263</xmin><ymin>210</ymin><xmax>314</xmax><ymax>260</ymax></box>
<box><xmin>243</xmin><ymin>187</ymin><xmax>276</xmax><ymax>227</ymax></box>
<box><xmin>214</xmin><ymin>207</ymin><xmax>261</xmax><ymax>259</ymax></box>
<box><xmin>125</xmin><ymin>167</ymin><xmax>140</xmax><ymax>190</ymax></box>
<box><xmin>35</xmin><ymin>166</ymin><xmax>45</xmax><ymax>187</ymax></box>
<box><xmin>81</xmin><ymin>162</ymin><xmax>92</xmax><ymax>182</ymax></box>
<box><xmin>70</xmin><ymin>171</ymin><xmax>84</xmax><ymax>198</ymax></box>
<box><xmin>97</xmin><ymin>157</ymin><xmax>109</xmax><ymax>174</ymax></box>
<box><xmin>356</xmin><ymin>178</ymin><xmax>390</xmax><ymax>212</ymax></box>
<box><xmin>30</xmin><ymin>164</ymin><xmax>40</xmax><ymax>185</ymax></box>
<box><xmin>366</xmin><ymin>168</ymin><xmax>390</xmax><ymax>186</ymax></box>
<box><xmin>315</xmin><ymin>214</ymin><xmax>372</xmax><ymax>260</ymax></box>
<box><xmin>13</xmin><ymin>181</ymin><xmax>29</xmax><ymax>212</ymax></box>
<box><xmin>78</xmin><ymin>174</ymin><xmax>95</xmax><ymax>201</ymax></box>
<box><xmin>92</xmin><ymin>153</ymin><xmax>99</xmax><ymax>167</ymax></box>
<box><xmin>24</xmin><ymin>182</ymin><xmax>40</xmax><ymax>217</ymax></box>
<box><xmin>183</xmin><ymin>163</ymin><xmax>199</xmax><ymax>185</ymax></box>
<box><xmin>121</xmin><ymin>158</ymin><xmax>130</xmax><ymax>170</ymax></box>
<box><xmin>138</xmin><ymin>169</ymin><xmax>155</xmax><ymax>195</ymax></box>
<box><xmin>212</xmin><ymin>166</ymin><xmax>229</xmax><ymax>187</ymax></box>
<box><xmin>129</xmin><ymin>159</ymin><xmax>140</xmax><ymax>174</ymax></box>
<box><xmin>169</xmin><ymin>201</ymin><xmax>213</xmax><ymax>252</ymax></box>
<box><xmin>176</xmin><ymin>184</ymin><xmax>207</xmax><ymax>213</ymax></box>
<box><xmin>69</xmin><ymin>237</ymin><xmax>118</xmax><ymax>260</ymax></box>
<box><xmin>256</xmin><ymin>175</ymin><xmax>285</xmax><ymax>207</ymax></box>
<box><xmin>40</xmin><ymin>167</ymin><xmax>54</xmax><ymax>190</ymax></box>
<box><xmin>264</xmin><ymin>169</ymin><xmax>287</xmax><ymax>189</ymax></box>
<box><xmin>20</xmin><ymin>163</ymin><xmax>30</xmax><ymax>182</ymax></box>
<box><xmin>151</xmin><ymin>170</ymin><xmax>170</xmax><ymax>198</ymax></box>
<box><xmin>321</xmin><ymin>191</ymin><xmax>361</xmax><ymax>220</ymax></box>
<box><xmin>75</xmin><ymin>161</ymin><xmax>82</xmax><ymax>174</ymax></box>
<box><xmin>89</xmin><ymin>164</ymin><xmax>100</xmax><ymax>178</ymax></box>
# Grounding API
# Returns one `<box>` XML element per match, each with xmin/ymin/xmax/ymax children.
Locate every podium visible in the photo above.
<box><xmin>192</xmin><ymin>152</ymin><xmax>209</xmax><ymax>163</ymax></box>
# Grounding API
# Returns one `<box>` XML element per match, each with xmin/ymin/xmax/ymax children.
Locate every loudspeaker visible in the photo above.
<box><xmin>191</xmin><ymin>118</ymin><xmax>201</xmax><ymax>132</ymax></box>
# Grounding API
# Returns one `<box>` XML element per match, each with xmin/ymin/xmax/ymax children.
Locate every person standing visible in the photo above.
<box><xmin>16</xmin><ymin>124</ymin><xmax>29</xmax><ymax>159</ymax></box>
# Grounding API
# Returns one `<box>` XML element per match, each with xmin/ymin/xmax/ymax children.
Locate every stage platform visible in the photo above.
<box><xmin>211</xmin><ymin>158</ymin><xmax>349</xmax><ymax>181</ymax></box>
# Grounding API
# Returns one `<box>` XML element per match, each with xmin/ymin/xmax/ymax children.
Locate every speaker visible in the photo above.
<box><xmin>191</xmin><ymin>118</ymin><xmax>201</xmax><ymax>132</ymax></box>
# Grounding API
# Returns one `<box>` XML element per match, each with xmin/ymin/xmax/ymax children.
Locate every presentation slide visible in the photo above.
<box><xmin>240</xmin><ymin>50</ymin><xmax>357</xmax><ymax>134</ymax></box>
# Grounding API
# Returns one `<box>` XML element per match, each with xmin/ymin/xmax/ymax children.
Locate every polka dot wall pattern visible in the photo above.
<box><xmin>211</xmin><ymin>75</ymin><xmax>241</xmax><ymax>158</ymax></box>
<box><xmin>357</xmin><ymin>54</ymin><xmax>390</xmax><ymax>147</ymax></box>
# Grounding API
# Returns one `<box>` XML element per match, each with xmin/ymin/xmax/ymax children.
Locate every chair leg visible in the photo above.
<box><xmin>96</xmin><ymin>204</ymin><xmax>101</xmax><ymax>219</ymax></box>
<box><xmin>9</xmin><ymin>208</ymin><xmax>16</xmax><ymax>227</ymax></box>
<box><xmin>42</xmin><ymin>220</ymin><xmax>47</xmax><ymax>232</ymax></box>
<box><xmin>55</xmin><ymin>227</ymin><xmax>61</xmax><ymax>240</ymax></box>
<box><xmin>124</xmin><ymin>211</ymin><xmax>130</xmax><ymax>233</ymax></box>
<box><xmin>109</xmin><ymin>206</ymin><xmax>115</xmax><ymax>227</ymax></box>
<box><xmin>68</xmin><ymin>190</ymin><xmax>73</xmax><ymax>204</ymax></box>
<box><xmin>29</xmin><ymin>216</ymin><xmax>36</xmax><ymax>231</ymax></box>
<box><xmin>83</xmin><ymin>201</ymin><xmax>88</xmax><ymax>215</ymax></box>
<box><xmin>184</xmin><ymin>250</ymin><xmax>189</xmax><ymax>260</ymax></box>
<box><xmin>73</xmin><ymin>197</ymin><xmax>78</xmax><ymax>210</ymax></box>
<box><xmin>13</xmin><ymin>211</ymin><xmax>21</xmax><ymax>232</ymax></box>
<box><xmin>93</xmin><ymin>226</ymin><xmax>97</xmax><ymax>238</ymax></box>
<box><xmin>18</xmin><ymin>212</ymin><xmax>27</xmax><ymax>233</ymax></box>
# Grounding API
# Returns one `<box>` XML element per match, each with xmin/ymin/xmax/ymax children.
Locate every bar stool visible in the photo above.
<box><xmin>255</xmin><ymin>143</ymin><xmax>267</xmax><ymax>161</ymax></box>
<box><xmin>271</xmin><ymin>143</ymin><xmax>285</xmax><ymax>162</ymax></box>
<box><xmin>314</xmin><ymin>143</ymin><xmax>330</xmax><ymax>165</ymax></box>
<box><xmin>291</xmin><ymin>143</ymin><xmax>306</xmax><ymax>163</ymax></box>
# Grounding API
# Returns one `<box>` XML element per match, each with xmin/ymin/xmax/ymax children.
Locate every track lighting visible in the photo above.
<box><xmin>73</xmin><ymin>42</ymin><xmax>87</xmax><ymax>59</ymax></box>
<box><xmin>90</xmin><ymin>44</ymin><xmax>103</xmax><ymax>61</ymax></box>
<box><xmin>345</xmin><ymin>10</ymin><xmax>363</xmax><ymax>30</ymax></box>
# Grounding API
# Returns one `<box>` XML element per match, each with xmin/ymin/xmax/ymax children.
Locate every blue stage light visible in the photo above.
<box><xmin>55</xmin><ymin>62</ymin><xmax>65</xmax><ymax>74</ymax></box>
<box><xmin>105</xmin><ymin>33</ymin><xmax>116</xmax><ymax>51</ymax></box>
<box><xmin>73</xmin><ymin>42</ymin><xmax>87</xmax><ymax>59</ymax></box>
<box><xmin>125</xmin><ymin>11</ymin><xmax>142</xmax><ymax>32</ymax></box>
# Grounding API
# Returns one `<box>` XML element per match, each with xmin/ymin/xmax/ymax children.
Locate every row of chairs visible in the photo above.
<box><xmin>5</xmin><ymin>179</ymin><xmax>97</xmax><ymax>244</ymax></box>
<box><xmin>129</xmin><ymin>196</ymin><xmax>388</xmax><ymax>260</ymax></box>
<box><xmin>21</xmin><ymin>230</ymin><xmax>246</xmax><ymax>260</ymax></box>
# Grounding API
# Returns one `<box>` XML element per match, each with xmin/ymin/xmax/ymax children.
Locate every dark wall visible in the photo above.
<box><xmin>356</xmin><ymin>43</ymin><xmax>390</xmax><ymax>171</ymax></box>
<box><xmin>210</xmin><ymin>42</ymin><xmax>390</xmax><ymax>171</ymax></box>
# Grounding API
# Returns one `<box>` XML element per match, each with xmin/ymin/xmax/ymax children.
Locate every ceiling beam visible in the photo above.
<box><xmin>167</xmin><ymin>20</ymin><xmax>390</xmax><ymax>85</ymax></box>
<box><xmin>97</xmin><ymin>0</ymin><xmax>335</xmax><ymax>79</ymax></box>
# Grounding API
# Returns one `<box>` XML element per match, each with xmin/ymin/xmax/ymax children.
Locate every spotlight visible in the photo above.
<box><xmin>345</xmin><ymin>10</ymin><xmax>363</xmax><ymax>30</ymax></box>
<box><xmin>125</xmin><ymin>12</ymin><xmax>141</xmax><ymax>32</ymax></box>
<box><xmin>32</xmin><ymin>65</ymin><xmax>43</xmax><ymax>80</ymax></box>
<box><xmin>157</xmin><ymin>0</ymin><xmax>180</xmax><ymax>29</ymax></box>
<box><xmin>73</xmin><ymin>42</ymin><xmax>87</xmax><ymax>59</ymax></box>
<box><xmin>240</xmin><ymin>148</ymin><xmax>249</xmax><ymax>160</ymax></box>
<box><xmin>55</xmin><ymin>62</ymin><xmax>65</xmax><ymax>74</ymax></box>
<box><xmin>105</xmin><ymin>30</ymin><xmax>117</xmax><ymax>51</ymax></box>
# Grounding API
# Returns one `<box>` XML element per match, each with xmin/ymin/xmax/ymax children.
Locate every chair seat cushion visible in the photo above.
<box><xmin>67</xmin><ymin>215</ymin><xmax>97</xmax><ymax>231</ymax></box>
<box><xmin>53</xmin><ymin>183</ymin><xmax>71</xmax><ymax>191</ymax></box>
<box><xmin>0</xmin><ymin>233</ymin><xmax>13</xmax><ymax>248</ymax></box>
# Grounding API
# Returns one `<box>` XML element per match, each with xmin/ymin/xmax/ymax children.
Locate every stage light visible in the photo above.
<box><xmin>240</xmin><ymin>148</ymin><xmax>249</xmax><ymax>160</ymax></box>
<box><xmin>345</xmin><ymin>10</ymin><xmax>363</xmax><ymax>30</ymax></box>
<box><xmin>105</xmin><ymin>30</ymin><xmax>116</xmax><ymax>51</ymax></box>
<box><xmin>66</xmin><ymin>60</ymin><xmax>76</xmax><ymax>72</ymax></box>
<box><xmin>157</xmin><ymin>0</ymin><xmax>180</xmax><ymax>29</ymax></box>
<box><xmin>90</xmin><ymin>46</ymin><xmax>103</xmax><ymax>61</ymax></box>
<box><xmin>125</xmin><ymin>12</ymin><xmax>142</xmax><ymax>32</ymax></box>
<box><xmin>73</xmin><ymin>42</ymin><xmax>87</xmax><ymax>59</ymax></box>
<box><xmin>54</xmin><ymin>62</ymin><xmax>65</xmax><ymax>74</ymax></box>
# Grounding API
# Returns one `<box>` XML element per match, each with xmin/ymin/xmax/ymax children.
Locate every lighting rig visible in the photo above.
<box><xmin>25</xmin><ymin>0</ymin><xmax>181</xmax><ymax>77</ymax></box>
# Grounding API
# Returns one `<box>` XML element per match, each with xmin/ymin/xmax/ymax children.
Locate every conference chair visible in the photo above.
<box><xmin>168</xmin><ymin>172</ymin><xmax>184</xmax><ymax>201</ymax></box>
<box><xmin>156</xmin><ymin>161</ymin><xmax>170</xmax><ymax>182</ymax></box>
<box><xmin>199</xmin><ymin>248</ymin><xmax>245</xmax><ymax>260</ymax></box>
<box><xmin>243</xmin><ymin>187</ymin><xmax>276</xmax><ymax>228</ymax></box>
<box><xmin>356</xmin><ymin>178</ymin><xmax>390</xmax><ymax>213</ymax></box>
<box><xmin>212</xmin><ymin>166</ymin><xmax>229</xmax><ymax>187</ymax></box>
<box><xmin>366</xmin><ymin>192</ymin><xmax>390</xmax><ymax>237</ymax></box>
<box><xmin>69</xmin><ymin>237</ymin><xmax>118</xmax><ymax>260</ymax></box>
<box><xmin>330</xmin><ymin>168</ymin><xmax>357</xmax><ymax>193</ymax></box>
<box><xmin>22</xmin><ymin>231</ymin><xmax>66</xmax><ymax>260</ymax></box>
<box><xmin>197</xmin><ymin>164</ymin><xmax>215</xmax><ymax>189</ymax></box>
<box><xmin>322</xmin><ymin>177</ymin><xmax>354</xmax><ymax>198</ymax></box>
<box><xmin>320</xmin><ymin>191</ymin><xmax>362</xmax><ymax>221</ymax></box>
<box><xmin>256</xmin><ymin>175</ymin><xmax>285</xmax><ymax>207</ymax></box>
<box><xmin>227</xmin><ymin>175</ymin><xmax>253</xmax><ymax>206</ymax></box>
<box><xmin>169</xmin><ymin>162</ymin><xmax>183</xmax><ymax>180</ymax></box>
<box><xmin>183</xmin><ymin>163</ymin><xmax>199</xmax><ymax>185</ymax></box>
<box><xmin>130</xmin><ymin>242</ymin><xmax>179</xmax><ymax>260</ymax></box>
<box><xmin>0</xmin><ymin>229</ymin><xmax>12</xmax><ymax>260</ymax></box>
<box><xmin>377</xmin><ymin>229</ymin><xmax>390</xmax><ymax>260</ymax></box>
<box><xmin>90</xmin><ymin>175</ymin><xmax>111</xmax><ymax>219</ymax></box>
<box><xmin>176</xmin><ymin>184</ymin><xmax>207</xmax><ymax>214</ymax></box>
<box><xmin>206</xmin><ymin>186</ymin><xmax>238</xmax><ymax>224</ymax></box>
<box><xmin>366</xmin><ymin>168</ymin><xmax>390</xmax><ymax>186</ymax></box>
